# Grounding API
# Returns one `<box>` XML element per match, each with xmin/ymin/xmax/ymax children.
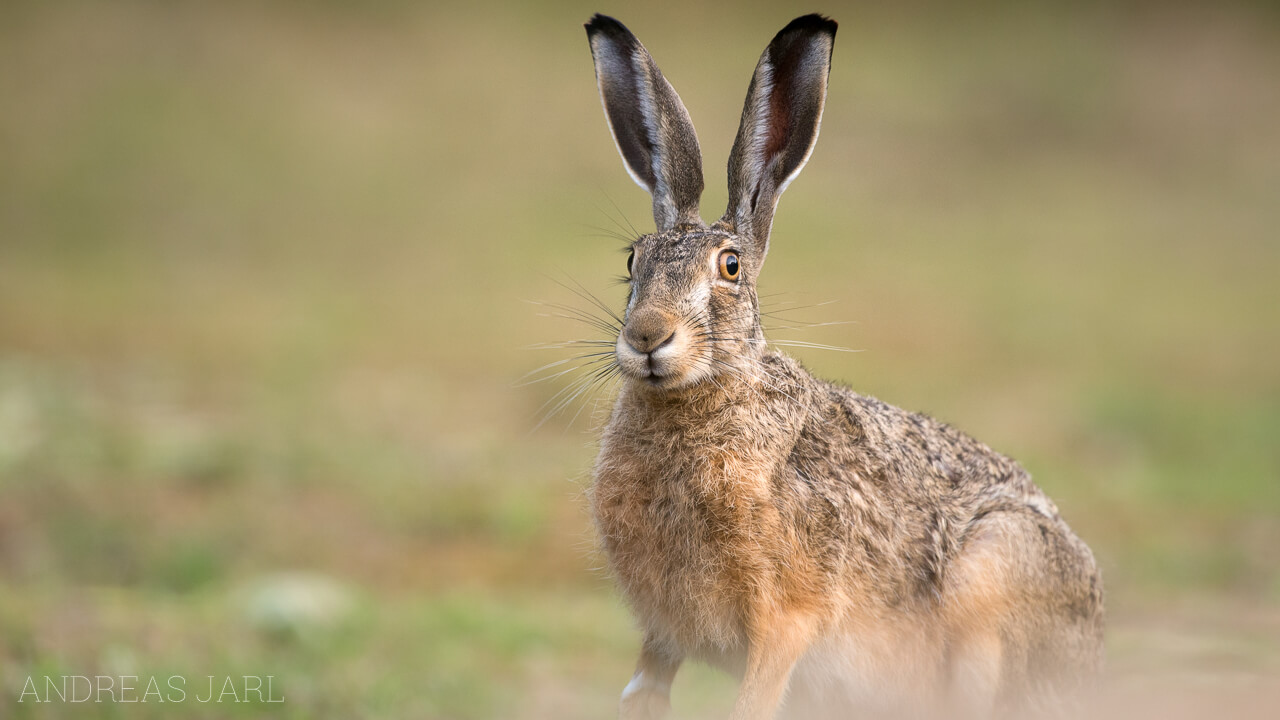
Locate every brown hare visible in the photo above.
<box><xmin>583</xmin><ymin>13</ymin><xmax>1103</xmax><ymax>720</ymax></box>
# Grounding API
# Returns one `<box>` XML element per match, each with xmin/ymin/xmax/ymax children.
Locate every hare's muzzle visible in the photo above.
<box><xmin>617</xmin><ymin>307</ymin><xmax>686</xmax><ymax>385</ymax></box>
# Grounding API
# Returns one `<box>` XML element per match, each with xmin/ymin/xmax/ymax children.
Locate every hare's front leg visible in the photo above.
<box><xmin>619</xmin><ymin>636</ymin><xmax>682</xmax><ymax>720</ymax></box>
<box><xmin>729</xmin><ymin>613</ymin><xmax>818</xmax><ymax>720</ymax></box>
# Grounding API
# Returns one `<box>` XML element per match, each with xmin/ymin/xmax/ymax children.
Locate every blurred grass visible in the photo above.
<box><xmin>1</xmin><ymin>0</ymin><xmax>1278</xmax><ymax>717</ymax></box>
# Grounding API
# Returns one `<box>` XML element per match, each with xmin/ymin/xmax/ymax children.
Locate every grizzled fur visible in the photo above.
<box><xmin>584</xmin><ymin>13</ymin><xmax>1103</xmax><ymax>720</ymax></box>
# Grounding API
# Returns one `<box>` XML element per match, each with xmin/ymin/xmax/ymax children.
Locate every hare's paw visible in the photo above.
<box><xmin>619</xmin><ymin>671</ymin><xmax>672</xmax><ymax>720</ymax></box>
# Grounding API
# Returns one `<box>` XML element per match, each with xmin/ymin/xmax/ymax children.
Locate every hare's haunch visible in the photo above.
<box><xmin>583</xmin><ymin>14</ymin><xmax>1103</xmax><ymax>720</ymax></box>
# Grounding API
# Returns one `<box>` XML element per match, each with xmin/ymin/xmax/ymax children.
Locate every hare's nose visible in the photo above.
<box><xmin>623</xmin><ymin>309</ymin><xmax>676</xmax><ymax>354</ymax></box>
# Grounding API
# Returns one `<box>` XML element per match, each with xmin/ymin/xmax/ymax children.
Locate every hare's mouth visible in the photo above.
<box><xmin>621</xmin><ymin>356</ymin><xmax>708</xmax><ymax>392</ymax></box>
<box><xmin>637</xmin><ymin>368</ymin><xmax>692</xmax><ymax>391</ymax></box>
<box><xmin>615</xmin><ymin>331</ymin><xmax>703</xmax><ymax>390</ymax></box>
<box><xmin>641</xmin><ymin>368</ymin><xmax>673</xmax><ymax>385</ymax></box>
<box><xmin>619</xmin><ymin>355</ymin><xmax>684</xmax><ymax>386</ymax></box>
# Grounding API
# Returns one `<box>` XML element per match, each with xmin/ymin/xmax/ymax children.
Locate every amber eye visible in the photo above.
<box><xmin>718</xmin><ymin>250</ymin><xmax>741</xmax><ymax>281</ymax></box>
<box><xmin>626</xmin><ymin>250</ymin><xmax>634</xmax><ymax>276</ymax></box>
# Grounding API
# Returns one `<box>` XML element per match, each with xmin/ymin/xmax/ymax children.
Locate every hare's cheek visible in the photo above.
<box><xmin>679</xmin><ymin>281</ymin><xmax>713</xmax><ymax>320</ymax></box>
<box><xmin>624</xmin><ymin>287</ymin><xmax>637</xmax><ymax>318</ymax></box>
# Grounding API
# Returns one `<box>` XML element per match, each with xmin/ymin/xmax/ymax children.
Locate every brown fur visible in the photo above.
<box><xmin>583</xmin><ymin>13</ymin><xmax>1104</xmax><ymax>720</ymax></box>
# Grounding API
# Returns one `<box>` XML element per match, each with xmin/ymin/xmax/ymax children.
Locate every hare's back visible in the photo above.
<box><xmin>769</xmin><ymin>359</ymin><xmax>1079</xmax><ymax>599</ymax></box>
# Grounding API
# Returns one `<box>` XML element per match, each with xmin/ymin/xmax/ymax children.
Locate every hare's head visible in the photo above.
<box><xmin>585</xmin><ymin>14</ymin><xmax>836</xmax><ymax>391</ymax></box>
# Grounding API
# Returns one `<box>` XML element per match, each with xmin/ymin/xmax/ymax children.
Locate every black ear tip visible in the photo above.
<box><xmin>585</xmin><ymin>13</ymin><xmax>631</xmax><ymax>40</ymax></box>
<box><xmin>780</xmin><ymin>14</ymin><xmax>838</xmax><ymax>38</ymax></box>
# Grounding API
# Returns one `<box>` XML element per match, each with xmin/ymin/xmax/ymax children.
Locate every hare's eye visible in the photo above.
<box><xmin>718</xmin><ymin>250</ymin><xmax>741</xmax><ymax>282</ymax></box>
<box><xmin>626</xmin><ymin>250</ymin><xmax>634</xmax><ymax>276</ymax></box>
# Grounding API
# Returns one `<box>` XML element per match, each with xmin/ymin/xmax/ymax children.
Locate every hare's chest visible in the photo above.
<box><xmin>591</xmin><ymin>457</ymin><xmax>769</xmax><ymax>650</ymax></box>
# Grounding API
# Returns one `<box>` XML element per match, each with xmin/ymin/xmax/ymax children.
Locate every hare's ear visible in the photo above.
<box><xmin>586</xmin><ymin>14</ymin><xmax>704</xmax><ymax>232</ymax></box>
<box><xmin>723</xmin><ymin>15</ymin><xmax>836</xmax><ymax>258</ymax></box>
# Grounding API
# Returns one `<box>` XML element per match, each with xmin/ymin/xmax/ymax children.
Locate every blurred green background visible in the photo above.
<box><xmin>1</xmin><ymin>0</ymin><xmax>1278</xmax><ymax>717</ymax></box>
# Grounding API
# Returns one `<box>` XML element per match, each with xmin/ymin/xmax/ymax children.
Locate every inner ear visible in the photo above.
<box><xmin>586</xmin><ymin>15</ymin><xmax>706</xmax><ymax>232</ymax></box>
<box><xmin>722</xmin><ymin>15</ymin><xmax>837</xmax><ymax>255</ymax></box>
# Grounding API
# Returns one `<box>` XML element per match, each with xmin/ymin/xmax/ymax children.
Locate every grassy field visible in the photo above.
<box><xmin>1</xmin><ymin>0</ymin><xmax>1278</xmax><ymax>717</ymax></box>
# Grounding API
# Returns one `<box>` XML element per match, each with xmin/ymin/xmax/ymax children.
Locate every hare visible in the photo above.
<box><xmin>583</xmin><ymin>13</ymin><xmax>1103</xmax><ymax>720</ymax></box>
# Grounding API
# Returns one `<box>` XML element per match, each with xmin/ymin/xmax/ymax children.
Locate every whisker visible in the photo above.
<box><xmin>517</xmin><ymin>355</ymin><xmax>586</xmax><ymax>382</ymax></box>
<box><xmin>525</xmin><ymin>270</ymin><xmax>629</xmax><ymax>431</ymax></box>
<box><xmin>767</xmin><ymin>340</ymin><xmax>861</xmax><ymax>353</ymax></box>
<box><xmin>526</xmin><ymin>340</ymin><xmax>617</xmax><ymax>351</ymax></box>
<box><xmin>533</xmin><ymin>368</ymin><xmax>605</xmax><ymax>428</ymax></box>
<box><xmin>541</xmin><ymin>312</ymin><xmax>620</xmax><ymax>336</ymax></box>
<box><xmin>565</xmin><ymin>365</ymin><xmax>623</xmax><ymax>427</ymax></box>
<box><xmin>537</xmin><ymin>361</ymin><xmax>622</xmax><ymax>430</ymax></box>
<box><xmin>762</xmin><ymin>319</ymin><xmax>857</xmax><ymax>331</ymax></box>
<box><xmin>525</xmin><ymin>298</ymin><xmax>621</xmax><ymax>336</ymax></box>
<box><xmin>550</xmin><ymin>276</ymin><xmax>625</xmax><ymax>327</ymax></box>
<box><xmin>516</xmin><ymin>353</ymin><xmax>617</xmax><ymax>387</ymax></box>
<box><xmin>759</xmin><ymin>301</ymin><xmax>839</xmax><ymax>317</ymax></box>
<box><xmin>581</xmin><ymin>229</ymin><xmax>634</xmax><ymax>245</ymax></box>
<box><xmin>601</xmin><ymin>191</ymin><xmax>641</xmax><ymax>239</ymax></box>
<box><xmin>591</xmin><ymin>200</ymin><xmax>634</xmax><ymax>241</ymax></box>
